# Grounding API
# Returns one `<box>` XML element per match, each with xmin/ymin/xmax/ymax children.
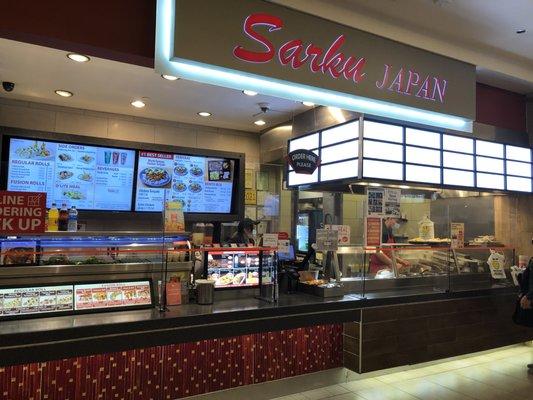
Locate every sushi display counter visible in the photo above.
<box><xmin>0</xmin><ymin>231</ymin><xmax>192</xmax><ymax>318</ymax></box>
<box><xmin>204</xmin><ymin>247</ymin><xmax>277</xmax><ymax>289</ymax></box>
<box><xmin>298</xmin><ymin>243</ymin><xmax>517</xmax><ymax>299</ymax></box>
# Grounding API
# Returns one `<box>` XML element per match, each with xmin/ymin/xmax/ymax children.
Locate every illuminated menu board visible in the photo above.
<box><xmin>0</xmin><ymin>285</ymin><xmax>73</xmax><ymax>316</ymax></box>
<box><xmin>7</xmin><ymin>138</ymin><xmax>135</xmax><ymax>210</ymax></box>
<box><xmin>135</xmin><ymin>151</ymin><xmax>234</xmax><ymax>212</ymax></box>
<box><xmin>74</xmin><ymin>281</ymin><xmax>152</xmax><ymax>310</ymax></box>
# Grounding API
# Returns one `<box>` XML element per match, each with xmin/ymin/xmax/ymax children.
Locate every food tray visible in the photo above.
<box><xmin>298</xmin><ymin>282</ymin><xmax>345</xmax><ymax>297</ymax></box>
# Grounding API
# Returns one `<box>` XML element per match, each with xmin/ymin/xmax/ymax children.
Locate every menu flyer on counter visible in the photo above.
<box><xmin>0</xmin><ymin>285</ymin><xmax>73</xmax><ymax>316</ymax></box>
<box><xmin>450</xmin><ymin>222</ymin><xmax>465</xmax><ymax>249</ymax></box>
<box><xmin>74</xmin><ymin>281</ymin><xmax>152</xmax><ymax>310</ymax></box>
<box><xmin>325</xmin><ymin>224</ymin><xmax>351</xmax><ymax>245</ymax></box>
<box><xmin>316</xmin><ymin>229</ymin><xmax>339</xmax><ymax>252</ymax></box>
<box><xmin>7</xmin><ymin>138</ymin><xmax>135</xmax><ymax>210</ymax></box>
<box><xmin>135</xmin><ymin>151</ymin><xmax>234</xmax><ymax>213</ymax></box>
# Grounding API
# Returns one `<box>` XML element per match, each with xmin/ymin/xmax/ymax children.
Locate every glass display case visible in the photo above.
<box><xmin>203</xmin><ymin>247</ymin><xmax>277</xmax><ymax>290</ymax></box>
<box><xmin>300</xmin><ymin>244</ymin><xmax>516</xmax><ymax>297</ymax></box>
<box><xmin>357</xmin><ymin>244</ymin><xmax>511</xmax><ymax>295</ymax></box>
<box><xmin>0</xmin><ymin>231</ymin><xmax>193</xmax><ymax>316</ymax></box>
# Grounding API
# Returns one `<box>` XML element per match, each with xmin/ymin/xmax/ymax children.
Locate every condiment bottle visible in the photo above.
<box><xmin>47</xmin><ymin>203</ymin><xmax>59</xmax><ymax>232</ymax></box>
<box><xmin>67</xmin><ymin>206</ymin><xmax>78</xmax><ymax>232</ymax></box>
<box><xmin>418</xmin><ymin>215</ymin><xmax>435</xmax><ymax>241</ymax></box>
<box><xmin>58</xmin><ymin>203</ymin><xmax>69</xmax><ymax>231</ymax></box>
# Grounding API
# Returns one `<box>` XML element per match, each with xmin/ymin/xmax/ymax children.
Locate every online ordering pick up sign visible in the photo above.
<box><xmin>0</xmin><ymin>191</ymin><xmax>46</xmax><ymax>234</ymax></box>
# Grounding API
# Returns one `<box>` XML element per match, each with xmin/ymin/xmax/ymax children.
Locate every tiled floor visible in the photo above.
<box><xmin>271</xmin><ymin>345</ymin><xmax>533</xmax><ymax>400</ymax></box>
<box><xmin>191</xmin><ymin>344</ymin><xmax>533</xmax><ymax>400</ymax></box>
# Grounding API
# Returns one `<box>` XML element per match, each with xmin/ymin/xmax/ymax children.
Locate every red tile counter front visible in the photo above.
<box><xmin>0</xmin><ymin>324</ymin><xmax>343</xmax><ymax>400</ymax></box>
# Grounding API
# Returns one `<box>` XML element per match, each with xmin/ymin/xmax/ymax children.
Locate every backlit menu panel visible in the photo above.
<box><xmin>0</xmin><ymin>285</ymin><xmax>73</xmax><ymax>316</ymax></box>
<box><xmin>135</xmin><ymin>151</ymin><xmax>234</xmax><ymax>212</ymax></box>
<box><xmin>74</xmin><ymin>281</ymin><xmax>151</xmax><ymax>310</ymax></box>
<box><xmin>7</xmin><ymin>138</ymin><xmax>135</xmax><ymax>210</ymax></box>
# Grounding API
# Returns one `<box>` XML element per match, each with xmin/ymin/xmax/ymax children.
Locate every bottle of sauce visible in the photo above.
<box><xmin>67</xmin><ymin>206</ymin><xmax>78</xmax><ymax>232</ymax></box>
<box><xmin>47</xmin><ymin>203</ymin><xmax>59</xmax><ymax>232</ymax></box>
<box><xmin>58</xmin><ymin>203</ymin><xmax>69</xmax><ymax>231</ymax></box>
<box><xmin>418</xmin><ymin>215</ymin><xmax>435</xmax><ymax>241</ymax></box>
<box><xmin>204</xmin><ymin>223</ymin><xmax>214</xmax><ymax>244</ymax></box>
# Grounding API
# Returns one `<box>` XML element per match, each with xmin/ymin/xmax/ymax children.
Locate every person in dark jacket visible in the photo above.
<box><xmin>518</xmin><ymin>257</ymin><xmax>533</xmax><ymax>371</ymax></box>
<box><xmin>229</xmin><ymin>218</ymin><xmax>258</xmax><ymax>245</ymax></box>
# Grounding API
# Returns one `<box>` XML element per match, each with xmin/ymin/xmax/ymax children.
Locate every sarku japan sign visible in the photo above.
<box><xmin>160</xmin><ymin>0</ymin><xmax>475</xmax><ymax>121</ymax></box>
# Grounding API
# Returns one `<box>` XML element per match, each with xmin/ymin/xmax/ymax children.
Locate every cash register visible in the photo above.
<box><xmin>278</xmin><ymin>244</ymin><xmax>319</xmax><ymax>293</ymax></box>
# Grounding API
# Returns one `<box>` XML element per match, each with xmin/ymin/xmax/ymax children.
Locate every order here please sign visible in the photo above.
<box><xmin>0</xmin><ymin>191</ymin><xmax>46</xmax><ymax>234</ymax></box>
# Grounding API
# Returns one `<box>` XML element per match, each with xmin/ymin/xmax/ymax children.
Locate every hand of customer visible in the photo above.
<box><xmin>520</xmin><ymin>295</ymin><xmax>532</xmax><ymax>310</ymax></box>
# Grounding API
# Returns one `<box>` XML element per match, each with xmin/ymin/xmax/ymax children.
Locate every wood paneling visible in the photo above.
<box><xmin>0</xmin><ymin>324</ymin><xmax>343</xmax><ymax>399</ymax></box>
<box><xmin>476</xmin><ymin>83</ymin><xmax>527</xmax><ymax>133</ymax></box>
<box><xmin>343</xmin><ymin>294</ymin><xmax>532</xmax><ymax>373</ymax></box>
<box><xmin>0</xmin><ymin>0</ymin><xmax>156</xmax><ymax>67</ymax></box>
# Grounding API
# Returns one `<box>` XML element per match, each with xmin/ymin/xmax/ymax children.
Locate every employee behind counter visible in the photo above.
<box><xmin>369</xmin><ymin>217</ymin><xmax>410</xmax><ymax>274</ymax></box>
<box><xmin>228</xmin><ymin>218</ymin><xmax>259</xmax><ymax>245</ymax></box>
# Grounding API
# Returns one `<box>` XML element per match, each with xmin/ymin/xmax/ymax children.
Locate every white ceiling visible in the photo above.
<box><xmin>273</xmin><ymin>0</ymin><xmax>533</xmax><ymax>94</ymax></box>
<box><xmin>0</xmin><ymin>39</ymin><xmax>306</xmax><ymax>133</ymax></box>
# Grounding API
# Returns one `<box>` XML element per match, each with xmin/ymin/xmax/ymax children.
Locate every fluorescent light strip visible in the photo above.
<box><xmin>156</xmin><ymin>0</ymin><xmax>473</xmax><ymax>133</ymax></box>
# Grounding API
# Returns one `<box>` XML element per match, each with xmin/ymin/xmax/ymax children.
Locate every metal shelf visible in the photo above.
<box><xmin>0</xmin><ymin>261</ymin><xmax>193</xmax><ymax>281</ymax></box>
<box><xmin>0</xmin><ymin>231</ymin><xmax>190</xmax><ymax>238</ymax></box>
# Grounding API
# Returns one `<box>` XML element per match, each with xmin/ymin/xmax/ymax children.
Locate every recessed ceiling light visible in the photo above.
<box><xmin>243</xmin><ymin>90</ymin><xmax>258</xmax><ymax>96</ymax></box>
<box><xmin>368</xmin><ymin>183</ymin><xmax>382</xmax><ymax>187</ymax></box>
<box><xmin>54</xmin><ymin>90</ymin><xmax>73</xmax><ymax>98</ymax></box>
<box><xmin>516</xmin><ymin>29</ymin><xmax>526</xmax><ymax>34</ymax></box>
<box><xmin>198</xmin><ymin>111</ymin><xmax>211</xmax><ymax>117</ymax></box>
<box><xmin>131</xmin><ymin>99</ymin><xmax>146</xmax><ymax>108</ymax></box>
<box><xmin>162</xmin><ymin>74</ymin><xmax>179</xmax><ymax>81</ymax></box>
<box><xmin>302</xmin><ymin>101</ymin><xmax>315</xmax><ymax>107</ymax></box>
<box><xmin>67</xmin><ymin>53</ymin><xmax>90</xmax><ymax>63</ymax></box>
<box><xmin>254</xmin><ymin>120</ymin><xmax>266</xmax><ymax>126</ymax></box>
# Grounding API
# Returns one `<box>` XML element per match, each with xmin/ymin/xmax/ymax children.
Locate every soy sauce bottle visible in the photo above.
<box><xmin>58</xmin><ymin>203</ymin><xmax>69</xmax><ymax>231</ymax></box>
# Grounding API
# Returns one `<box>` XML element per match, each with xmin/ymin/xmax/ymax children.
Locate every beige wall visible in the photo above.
<box><xmin>494</xmin><ymin>195</ymin><xmax>533</xmax><ymax>259</ymax></box>
<box><xmin>342</xmin><ymin>194</ymin><xmax>365</xmax><ymax>244</ymax></box>
<box><xmin>399</xmin><ymin>198</ymin><xmax>431</xmax><ymax>239</ymax></box>
<box><xmin>0</xmin><ymin>98</ymin><xmax>260</xmax><ymax>168</ymax></box>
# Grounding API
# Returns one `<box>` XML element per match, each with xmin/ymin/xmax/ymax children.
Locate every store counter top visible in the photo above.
<box><xmin>0</xmin><ymin>285</ymin><xmax>518</xmax><ymax>366</ymax></box>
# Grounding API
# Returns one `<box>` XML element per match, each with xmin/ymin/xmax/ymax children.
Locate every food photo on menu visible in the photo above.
<box><xmin>7</xmin><ymin>137</ymin><xmax>135</xmax><ymax>211</ymax></box>
<box><xmin>208</xmin><ymin>159</ymin><xmax>232</xmax><ymax>181</ymax></box>
<box><xmin>139</xmin><ymin>166</ymin><xmax>173</xmax><ymax>189</ymax></box>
